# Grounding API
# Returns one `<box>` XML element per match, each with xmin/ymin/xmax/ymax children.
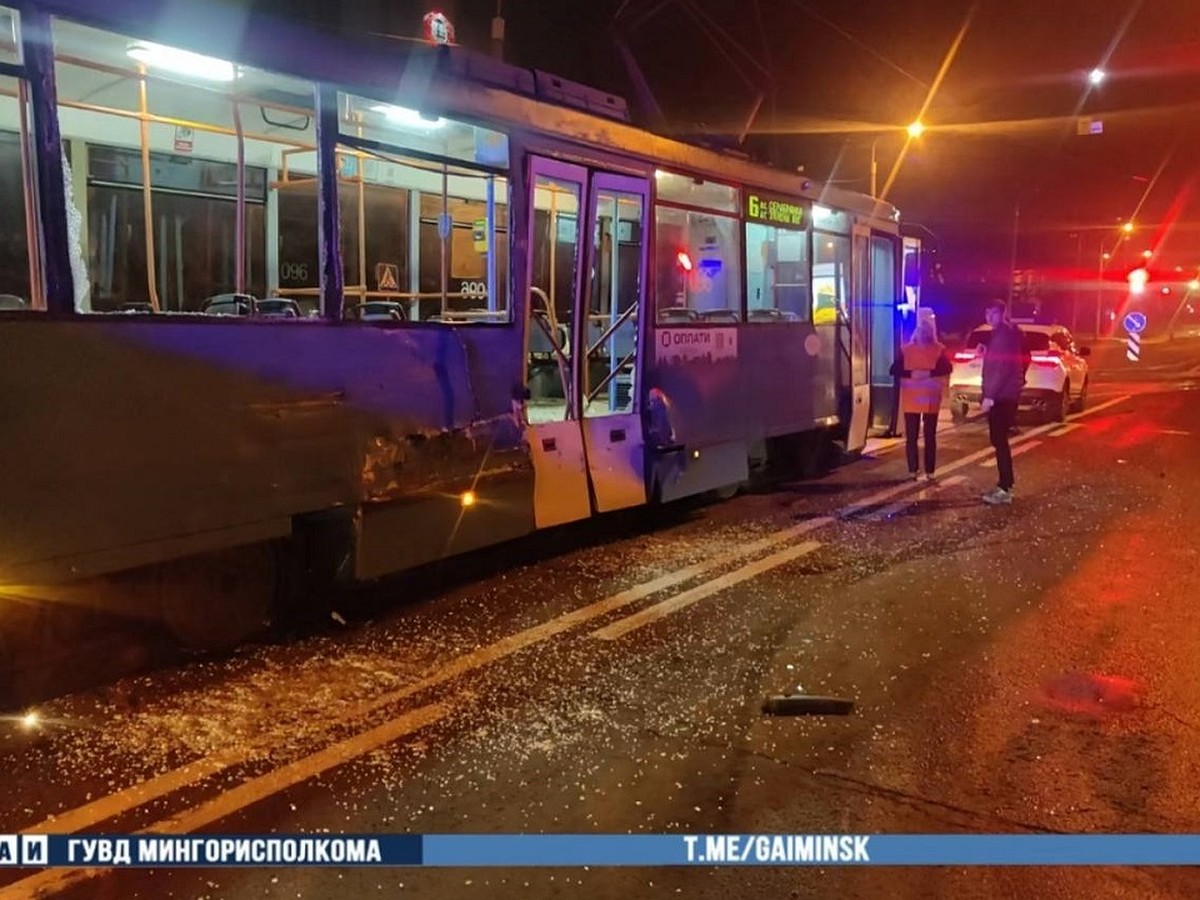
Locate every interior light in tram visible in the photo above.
<box><xmin>370</xmin><ymin>104</ymin><xmax>445</xmax><ymax>130</ymax></box>
<box><xmin>676</xmin><ymin>251</ymin><xmax>693</xmax><ymax>272</ymax></box>
<box><xmin>126</xmin><ymin>41</ymin><xmax>238</xmax><ymax>81</ymax></box>
<box><xmin>812</xmin><ymin>205</ymin><xmax>833</xmax><ymax>222</ymax></box>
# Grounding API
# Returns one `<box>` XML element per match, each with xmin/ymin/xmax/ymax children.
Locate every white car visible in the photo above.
<box><xmin>949</xmin><ymin>323</ymin><xmax>1091</xmax><ymax>423</ymax></box>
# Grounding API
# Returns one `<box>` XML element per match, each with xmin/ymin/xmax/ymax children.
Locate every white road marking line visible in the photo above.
<box><xmin>1</xmin><ymin>702</ymin><xmax>452</xmax><ymax>900</ymax></box>
<box><xmin>862</xmin><ymin>475</ymin><xmax>967</xmax><ymax>522</ymax></box>
<box><xmin>591</xmin><ymin>541</ymin><xmax>823</xmax><ymax>642</ymax></box>
<box><xmin>11</xmin><ymin>395</ymin><xmax>1133</xmax><ymax>849</ymax></box>
<box><xmin>1048</xmin><ymin>423</ymin><xmax>1083</xmax><ymax>437</ymax></box>
<box><xmin>979</xmin><ymin>440</ymin><xmax>1043</xmax><ymax>467</ymax></box>
<box><xmin>863</xmin><ymin>411</ymin><xmax>982</xmax><ymax>456</ymax></box>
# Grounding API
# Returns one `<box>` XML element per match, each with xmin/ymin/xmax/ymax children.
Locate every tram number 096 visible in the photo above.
<box><xmin>279</xmin><ymin>262</ymin><xmax>310</xmax><ymax>283</ymax></box>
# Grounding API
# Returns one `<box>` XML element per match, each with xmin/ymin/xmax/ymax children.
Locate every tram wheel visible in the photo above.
<box><xmin>158</xmin><ymin>543</ymin><xmax>277</xmax><ymax>652</ymax></box>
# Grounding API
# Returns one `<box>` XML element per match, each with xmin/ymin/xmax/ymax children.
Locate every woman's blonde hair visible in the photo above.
<box><xmin>914</xmin><ymin>318</ymin><xmax>937</xmax><ymax>345</ymax></box>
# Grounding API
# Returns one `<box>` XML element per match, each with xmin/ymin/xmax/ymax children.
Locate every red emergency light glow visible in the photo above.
<box><xmin>676</xmin><ymin>251</ymin><xmax>693</xmax><ymax>272</ymax></box>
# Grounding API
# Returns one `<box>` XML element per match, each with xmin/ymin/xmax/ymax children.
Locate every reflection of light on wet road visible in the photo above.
<box><xmin>1041</xmin><ymin>672</ymin><xmax>1142</xmax><ymax>717</ymax></box>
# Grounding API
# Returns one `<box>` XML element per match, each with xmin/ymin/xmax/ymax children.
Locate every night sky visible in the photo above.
<box><xmin>261</xmin><ymin>0</ymin><xmax>1200</xmax><ymax>303</ymax></box>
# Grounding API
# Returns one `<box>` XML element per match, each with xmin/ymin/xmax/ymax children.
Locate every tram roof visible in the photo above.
<box><xmin>28</xmin><ymin>0</ymin><xmax>899</xmax><ymax>224</ymax></box>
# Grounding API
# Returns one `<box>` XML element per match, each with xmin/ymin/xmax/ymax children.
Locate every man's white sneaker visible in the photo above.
<box><xmin>981</xmin><ymin>487</ymin><xmax>1013</xmax><ymax>505</ymax></box>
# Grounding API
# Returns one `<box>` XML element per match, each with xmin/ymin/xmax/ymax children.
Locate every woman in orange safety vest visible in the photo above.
<box><xmin>890</xmin><ymin>318</ymin><xmax>951</xmax><ymax>481</ymax></box>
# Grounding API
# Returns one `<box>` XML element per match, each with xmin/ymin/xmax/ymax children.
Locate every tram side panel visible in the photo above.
<box><xmin>0</xmin><ymin>318</ymin><xmax>532</xmax><ymax>589</ymax></box>
<box><xmin>643</xmin><ymin>322</ymin><xmax>838</xmax><ymax>501</ymax></box>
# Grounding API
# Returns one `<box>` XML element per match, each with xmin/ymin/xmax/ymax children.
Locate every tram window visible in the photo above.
<box><xmin>0</xmin><ymin>80</ymin><xmax>40</xmax><ymax>311</ymax></box>
<box><xmin>0</xmin><ymin>10</ymin><xmax>43</xmax><ymax>311</ymax></box>
<box><xmin>654</xmin><ymin>205</ymin><xmax>741</xmax><ymax>322</ymax></box>
<box><xmin>812</xmin><ymin>232</ymin><xmax>851</xmax><ymax>325</ymax></box>
<box><xmin>0</xmin><ymin>6</ymin><xmax>19</xmax><ymax>65</ymax></box>
<box><xmin>336</xmin><ymin>93</ymin><xmax>510</xmax><ymax>324</ymax></box>
<box><xmin>339</xmin><ymin>93</ymin><xmax>509</xmax><ymax>172</ymax></box>
<box><xmin>812</xmin><ymin>205</ymin><xmax>850</xmax><ymax>233</ymax></box>
<box><xmin>50</xmin><ymin>18</ymin><xmax>318</xmax><ymax>315</ymax></box>
<box><xmin>332</xmin><ymin>148</ymin><xmax>509</xmax><ymax>323</ymax></box>
<box><xmin>415</xmin><ymin>182</ymin><xmax>509</xmax><ymax>321</ymax></box>
<box><xmin>744</xmin><ymin>222</ymin><xmax>809</xmax><ymax>322</ymax></box>
<box><xmin>653</xmin><ymin>170</ymin><xmax>737</xmax><ymax>213</ymax></box>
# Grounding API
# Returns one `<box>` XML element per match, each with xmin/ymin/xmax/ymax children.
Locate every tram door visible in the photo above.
<box><xmin>579</xmin><ymin>174</ymin><xmax>647</xmax><ymax>512</ymax></box>
<box><xmin>847</xmin><ymin>224</ymin><xmax>873</xmax><ymax>451</ymax></box>
<box><xmin>524</xmin><ymin>158</ymin><xmax>649</xmax><ymax>528</ymax></box>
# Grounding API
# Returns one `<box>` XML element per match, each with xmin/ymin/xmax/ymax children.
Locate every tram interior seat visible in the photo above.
<box><xmin>0</xmin><ymin>294</ymin><xmax>27</xmax><ymax>310</ymax></box>
<box><xmin>586</xmin><ymin>316</ymin><xmax>636</xmax><ymax>360</ymax></box>
<box><xmin>346</xmin><ymin>300</ymin><xmax>406</xmax><ymax>322</ymax></box>
<box><xmin>257</xmin><ymin>298</ymin><xmax>301</xmax><ymax>318</ymax></box>
<box><xmin>432</xmin><ymin>308</ymin><xmax>507</xmax><ymax>324</ymax></box>
<box><xmin>748</xmin><ymin>308</ymin><xmax>801</xmax><ymax>322</ymax></box>
<box><xmin>658</xmin><ymin>306</ymin><xmax>698</xmax><ymax>323</ymax></box>
<box><xmin>698</xmin><ymin>308</ymin><xmax>739</xmax><ymax>323</ymax></box>
<box><xmin>529</xmin><ymin>313</ymin><xmax>569</xmax><ymax>357</ymax></box>
<box><xmin>527</xmin><ymin>311</ymin><xmax>570</xmax><ymax>402</ymax></box>
<box><xmin>202</xmin><ymin>293</ymin><xmax>253</xmax><ymax>316</ymax></box>
<box><xmin>201</xmin><ymin>295</ymin><xmax>301</xmax><ymax>318</ymax></box>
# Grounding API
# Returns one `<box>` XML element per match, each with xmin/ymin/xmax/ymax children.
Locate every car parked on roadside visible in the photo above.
<box><xmin>949</xmin><ymin>322</ymin><xmax>1091</xmax><ymax>423</ymax></box>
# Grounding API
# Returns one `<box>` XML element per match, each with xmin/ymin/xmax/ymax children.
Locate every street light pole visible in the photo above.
<box><xmin>870</xmin><ymin>136</ymin><xmax>879</xmax><ymax>198</ymax></box>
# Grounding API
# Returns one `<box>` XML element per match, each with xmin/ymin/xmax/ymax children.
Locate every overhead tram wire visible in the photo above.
<box><xmin>782</xmin><ymin>0</ymin><xmax>930</xmax><ymax>91</ymax></box>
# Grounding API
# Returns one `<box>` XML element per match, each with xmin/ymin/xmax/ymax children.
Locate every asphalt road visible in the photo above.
<box><xmin>2</xmin><ymin>339</ymin><xmax>1199</xmax><ymax>899</ymax></box>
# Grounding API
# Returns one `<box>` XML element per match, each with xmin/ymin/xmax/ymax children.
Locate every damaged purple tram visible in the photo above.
<box><xmin>0</xmin><ymin>0</ymin><xmax>923</xmax><ymax>660</ymax></box>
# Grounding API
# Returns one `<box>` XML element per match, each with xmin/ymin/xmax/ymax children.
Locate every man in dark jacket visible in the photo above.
<box><xmin>979</xmin><ymin>299</ymin><xmax>1028</xmax><ymax>504</ymax></box>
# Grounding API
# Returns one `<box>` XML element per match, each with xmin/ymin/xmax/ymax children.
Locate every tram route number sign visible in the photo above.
<box><xmin>745</xmin><ymin>192</ymin><xmax>805</xmax><ymax>228</ymax></box>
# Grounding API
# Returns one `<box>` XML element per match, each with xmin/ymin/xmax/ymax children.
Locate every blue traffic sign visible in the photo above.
<box><xmin>1123</xmin><ymin>311</ymin><xmax>1147</xmax><ymax>334</ymax></box>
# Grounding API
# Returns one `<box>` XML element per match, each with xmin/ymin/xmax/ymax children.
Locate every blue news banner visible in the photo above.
<box><xmin>5</xmin><ymin>834</ymin><xmax>1200</xmax><ymax>867</ymax></box>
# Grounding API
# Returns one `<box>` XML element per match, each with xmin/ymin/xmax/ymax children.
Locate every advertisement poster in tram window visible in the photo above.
<box><xmin>655</xmin><ymin>327</ymin><xmax>739</xmax><ymax>364</ymax></box>
<box><xmin>173</xmin><ymin>126</ymin><xmax>194</xmax><ymax>154</ymax></box>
